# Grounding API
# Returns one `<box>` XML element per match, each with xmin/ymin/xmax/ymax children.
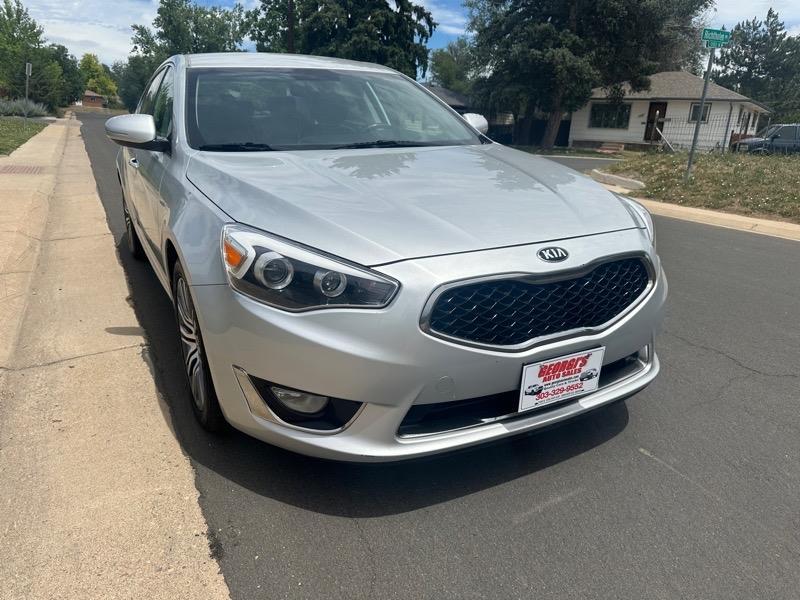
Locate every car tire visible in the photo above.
<box><xmin>172</xmin><ymin>261</ymin><xmax>226</xmax><ymax>432</ymax></box>
<box><xmin>122</xmin><ymin>192</ymin><xmax>145</xmax><ymax>261</ymax></box>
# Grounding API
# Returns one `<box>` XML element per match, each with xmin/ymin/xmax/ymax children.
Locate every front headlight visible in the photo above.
<box><xmin>221</xmin><ymin>224</ymin><xmax>399</xmax><ymax>311</ymax></box>
<box><xmin>615</xmin><ymin>194</ymin><xmax>656</xmax><ymax>247</ymax></box>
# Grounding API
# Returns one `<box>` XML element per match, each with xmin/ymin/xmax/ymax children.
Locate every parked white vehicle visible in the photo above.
<box><xmin>105</xmin><ymin>53</ymin><xmax>666</xmax><ymax>461</ymax></box>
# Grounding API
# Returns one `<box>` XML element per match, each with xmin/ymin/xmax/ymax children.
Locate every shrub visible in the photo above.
<box><xmin>0</xmin><ymin>98</ymin><xmax>50</xmax><ymax>117</ymax></box>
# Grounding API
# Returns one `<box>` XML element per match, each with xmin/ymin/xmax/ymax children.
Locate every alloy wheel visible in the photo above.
<box><xmin>175</xmin><ymin>274</ymin><xmax>207</xmax><ymax>413</ymax></box>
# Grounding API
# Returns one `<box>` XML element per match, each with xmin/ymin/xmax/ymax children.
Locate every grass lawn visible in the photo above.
<box><xmin>608</xmin><ymin>151</ymin><xmax>800</xmax><ymax>223</ymax></box>
<box><xmin>0</xmin><ymin>117</ymin><xmax>47</xmax><ymax>155</ymax></box>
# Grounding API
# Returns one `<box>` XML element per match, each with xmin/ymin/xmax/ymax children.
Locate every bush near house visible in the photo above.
<box><xmin>0</xmin><ymin>116</ymin><xmax>46</xmax><ymax>155</ymax></box>
<box><xmin>608</xmin><ymin>152</ymin><xmax>800</xmax><ymax>223</ymax></box>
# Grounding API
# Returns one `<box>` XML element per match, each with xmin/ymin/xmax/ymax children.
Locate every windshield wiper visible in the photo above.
<box><xmin>332</xmin><ymin>140</ymin><xmax>440</xmax><ymax>149</ymax></box>
<box><xmin>198</xmin><ymin>142</ymin><xmax>275</xmax><ymax>152</ymax></box>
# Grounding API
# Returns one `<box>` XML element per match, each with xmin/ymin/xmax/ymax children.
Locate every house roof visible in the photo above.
<box><xmin>590</xmin><ymin>71</ymin><xmax>770</xmax><ymax>111</ymax></box>
<box><xmin>421</xmin><ymin>83</ymin><xmax>470</xmax><ymax>108</ymax></box>
<box><xmin>83</xmin><ymin>90</ymin><xmax>103</xmax><ymax>97</ymax></box>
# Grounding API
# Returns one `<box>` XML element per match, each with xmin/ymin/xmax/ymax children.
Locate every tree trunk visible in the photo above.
<box><xmin>541</xmin><ymin>110</ymin><xmax>563</xmax><ymax>149</ymax></box>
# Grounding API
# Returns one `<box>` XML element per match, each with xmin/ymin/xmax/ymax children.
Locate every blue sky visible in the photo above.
<box><xmin>23</xmin><ymin>0</ymin><xmax>800</xmax><ymax>66</ymax></box>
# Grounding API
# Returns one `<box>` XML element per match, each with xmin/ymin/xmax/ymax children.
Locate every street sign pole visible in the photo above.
<box><xmin>685</xmin><ymin>28</ymin><xmax>730</xmax><ymax>181</ymax></box>
<box><xmin>685</xmin><ymin>48</ymin><xmax>714</xmax><ymax>181</ymax></box>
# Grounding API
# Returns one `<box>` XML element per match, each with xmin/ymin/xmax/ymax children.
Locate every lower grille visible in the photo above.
<box><xmin>398</xmin><ymin>349</ymin><xmax>648</xmax><ymax>437</ymax></box>
<box><xmin>426</xmin><ymin>257</ymin><xmax>651</xmax><ymax>347</ymax></box>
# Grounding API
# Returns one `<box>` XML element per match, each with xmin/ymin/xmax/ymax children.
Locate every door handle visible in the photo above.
<box><xmin>129</xmin><ymin>157</ymin><xmax>139</xmax><ymax>169</ymax></box>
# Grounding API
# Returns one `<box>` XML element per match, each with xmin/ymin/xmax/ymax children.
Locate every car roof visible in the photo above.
<box><xmin>182</xmin><ymin>52</ymin><xmax>396</xmax><ymax>74</ymax></box>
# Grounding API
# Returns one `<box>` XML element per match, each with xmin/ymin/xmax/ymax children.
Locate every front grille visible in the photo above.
<box><xmin>426</xmin><ymin>258</ymin><xmax>651</xmax><ymax>347</ymax></box>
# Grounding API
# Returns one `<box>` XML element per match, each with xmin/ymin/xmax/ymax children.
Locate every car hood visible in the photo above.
<box><xmin>186</xmin><ymin>143</ymin><xmax>638</xmax><ymax>266</ymax></box>
<box><xmin>739</xmin><ymin>137</ymin><xmax>766</xmax><ymax>145</ymax></box>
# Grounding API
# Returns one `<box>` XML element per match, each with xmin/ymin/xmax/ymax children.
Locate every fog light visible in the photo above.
<box><xmin>270</xmin><ymin>386</ymin><xmax>329</xmax><ymax>414</ymax></box>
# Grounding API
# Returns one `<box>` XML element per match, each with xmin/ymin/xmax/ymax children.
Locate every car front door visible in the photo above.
<box><xmin>129</xmin><ymin>68</ymin><xmax>166</xmax><ymax>255</ymax></box>
<box><xmin>138</xmin><ymin>65</ymin><xmax>175</xmax><ymax>271</ymax></box>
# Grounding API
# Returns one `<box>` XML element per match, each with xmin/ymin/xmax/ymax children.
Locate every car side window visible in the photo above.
<box><xmin>137</xmin><ymin>69</ymin><xmax>166</xmax><ymax>116</ymax></box>
<box><xmin>153</xmin><ymin>66</ymin><xmax>174</xmax><ymax>138</ymax></box>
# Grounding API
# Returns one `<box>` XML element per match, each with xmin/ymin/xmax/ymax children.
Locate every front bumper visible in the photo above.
<box><xmin>193</xmin><ymin>228</ymin><xmax>667</xmax><ymax>462</ymax></box>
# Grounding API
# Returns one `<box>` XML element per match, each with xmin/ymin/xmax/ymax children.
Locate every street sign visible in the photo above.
<box><xmin>25</xmin><ymin>62</ymin><xmax>32</xmax><ymax>76</ymax></box>
<box><xmin>702</xmin><ymin>28</ymin><xmax>731</xmax><ymax>47</ymax></box>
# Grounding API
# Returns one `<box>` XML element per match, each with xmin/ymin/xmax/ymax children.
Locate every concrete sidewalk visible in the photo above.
<box><xmin>0</xmin><ymin>117</ymin><xmax>229</xmax><ymax>598</ymax></box>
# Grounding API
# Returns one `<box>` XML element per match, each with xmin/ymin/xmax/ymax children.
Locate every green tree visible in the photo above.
<box><xmin>115</xmin><ymin>0</ymin><xmax>247</xmax><ymax>109</ymax></box>
<box><xmin>0</xmin><ymin>0</ymin><xmax>79</xmax><ymax>108</ymax></box>
<box><xmin>467</xmin><ymin>0</ymin><xmax>712</xmax><ymax>148</ymax></box>
<box><xmin>112</xmin><ymin>55</ymin><xmax>161</xmax><ymax>111</ymax></box>
<box><xmin>247</xmin><ymin>0</ymin><xmax>436</xmax><ymax>78</ymax></box>
<box><xmin>79</xmin><ymin>53</ymin><xmax>117</xmax><ymax>97</ymax></box>
<box><xmin>47</xmin><ymin>44</ymin><xmax>85</xmax><ymax>104</ymax></box>
<box><xmin>132</xmin><ymin>0</ymin><xmax>247</xmax><ymax>58</ymax></box>
<box><xmin>429</xmin><ymin>37</ymin><xmax>473</xmax><ymax>95</ymax></box>
<box><xmin>716</xmin><ymin>9</ymin><xmax>800</xmax><ymax>120</ymax></box>
<box><xmin>0</xmin><ymin>0</ymin><xmax>45</xmax><ymax>96</ymax></box>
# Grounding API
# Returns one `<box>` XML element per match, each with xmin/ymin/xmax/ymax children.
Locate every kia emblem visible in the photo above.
<box><xmin>537</xmin><ymin>247</ymin><xmax>569</xmax><ymax>262</ymax></box>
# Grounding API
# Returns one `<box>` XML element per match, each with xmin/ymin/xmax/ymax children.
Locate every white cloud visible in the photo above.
<box><xmin>419</xmin><ymin>0</ymin><xmax>467</xmax><ymax>37</ymax></box>
<box><xmin>26</xmin><ymin>0</ymin><xmax>158</xmax><ymax>64</ymax></box>
<box><xmin>709</xmin><ymin>0</ymin><xmax>800</xmax><ymax>30</ymax></box>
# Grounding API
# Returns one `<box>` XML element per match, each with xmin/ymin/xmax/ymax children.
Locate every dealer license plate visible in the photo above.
<box><xmin>519</xmin><ymin>347</ymin><xmax>605</xmax><ymax>412</ymax></box>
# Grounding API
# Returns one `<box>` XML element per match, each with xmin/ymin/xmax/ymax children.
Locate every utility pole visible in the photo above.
<box><xmin>286</xmin><ymin>0</ymin><xmax>295</xmax><ymax>53</ymax></box>
<box><xmin>685</xmin><ymin>48</ymin><xmax>713</xmax><ymax>181</ymax></box>
<box><xmin>25</xmin><ymin>62</ymin><xmax>32</xmax><ymax>124</ymax></box>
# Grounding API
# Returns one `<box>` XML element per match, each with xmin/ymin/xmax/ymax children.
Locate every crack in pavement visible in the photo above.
<box><xmin>663</xmin><ymin>330</ymin><xmax>799</xmax><ymax>379</ymax></box>
<box><xmin>47</xmin><ymin>232</ymin><xmax>112</xmax><ymax>242</ymax></box>
<box><xmin>0</xmin><ymin>343</ymin><xmax>145</xmax><ymax>373</ymax></box>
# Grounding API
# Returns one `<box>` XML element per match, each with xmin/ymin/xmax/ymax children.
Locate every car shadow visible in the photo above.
<box><xmin>80</xmin><ymin>112</ymin><xmax>630</xmax><ymax>519</ymax></box>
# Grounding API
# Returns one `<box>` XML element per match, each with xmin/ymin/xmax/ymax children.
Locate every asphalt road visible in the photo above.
<box><xmin>78</xmin><ymin>112</ymin><xmax>800</xmax><ymax>600</ymax></box>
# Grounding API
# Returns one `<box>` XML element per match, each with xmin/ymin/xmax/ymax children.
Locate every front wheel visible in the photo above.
<box><xmin>172</xmin><ymin>261</ymin><xmax>226</xmax><ymax>432</ymax></box>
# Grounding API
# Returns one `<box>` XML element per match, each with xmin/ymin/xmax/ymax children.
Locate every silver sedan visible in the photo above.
<box><xmin>105</xmin><ymin>52</ymin><xmax>666</xmax><ymax>461</ymax></box>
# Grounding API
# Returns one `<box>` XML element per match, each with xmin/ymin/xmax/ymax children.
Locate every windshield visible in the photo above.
<box><xmin>762</xmin><ymin>125</ymin><xmax>781</xmax><ymax>138</ymax></box>
<box><xmin>185</xmin><ymin>68</ymin><xmax>482</xmax><ymax>151</ymax></box>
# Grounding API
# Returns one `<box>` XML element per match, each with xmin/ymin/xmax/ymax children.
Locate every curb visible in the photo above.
<box><xmin>599</xmin><ymin>183</ymin><xmax>800</xmax><ymax>242</ymax></box>
<box><xmin>590</xmin><ymin>169</ymin><xmax>645</xmax><ymax>190</ymax></box>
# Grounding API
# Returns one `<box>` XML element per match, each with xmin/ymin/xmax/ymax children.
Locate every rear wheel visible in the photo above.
<box><xmin>122</xmin><ymin>192</ymin><xmax>145</xmax><ymax>260</ymax></box>
<box><xmin>172</xmin><ymin>261</ymin><xmax>226</xmax><ymax>432</ymax></box>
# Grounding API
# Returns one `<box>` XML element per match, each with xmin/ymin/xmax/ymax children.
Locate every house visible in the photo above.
<box><xmin>569</xmin><ymin>71</ymin><xmax>771</xmax><ymax>151</ymax></box>
<box><xmin>81</xmin><ymin>90</ymin><xmax>104</xmax><ymax>108</ymax></box>
<box><xmin>421</xmin><ymin>83</ymin><xmax>471</xmax><ymax>114</ymax></box>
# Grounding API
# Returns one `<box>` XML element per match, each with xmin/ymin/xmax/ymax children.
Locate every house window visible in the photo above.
<box><xmin>589</xmin><ymin>103</ymin><xmax>631</xmax><ymax>129</ymax></box>
<box><xmin>689</xmin><ymin>103</ymin><xmax>711</xmax><ymax>123</ymax></box>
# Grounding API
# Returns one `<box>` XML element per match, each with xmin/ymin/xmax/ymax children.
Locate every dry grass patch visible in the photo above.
<box><xmin>608</xmin><ymin>151</ymin><xmax>800</xmax><ymax>223</ymax></box>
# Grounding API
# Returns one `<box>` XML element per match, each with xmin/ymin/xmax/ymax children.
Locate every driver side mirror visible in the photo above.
<box><xmin>463</xmin><ymin>113</ymin><xmax>489</xmax><ymax>135</ymax></box>
<box><xmin>105</xmin><ymin>114</ymin><xmax>170</xmax><ymax>152</ymax></box>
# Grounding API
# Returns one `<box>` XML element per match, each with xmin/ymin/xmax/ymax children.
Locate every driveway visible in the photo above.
<box><xmin>78</xmin><ymin>111</ymin><xmax>800</xmax><ymax>600</ymax></box>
